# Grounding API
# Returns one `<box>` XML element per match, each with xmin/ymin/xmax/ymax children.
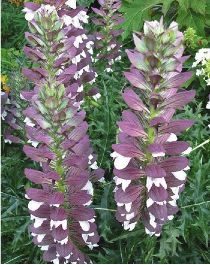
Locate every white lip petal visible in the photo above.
<box><xmin>168</xmin><ymin>215</ymin><xmax>174</xmax><ymax>220</ymax></box>
<box><xmin>125</xmin><ymin>202</ymin><xmax>132</xmax><ymax>212</ymax></box>
<box><xmin>145</xmin><ymin>228</ymin><xmax>155</xmax><ymax>236</ymax></box>
<box><xmin>168</xmin><ymin>200</ymin><xmax>177</xmax><ymax>207</ymax></box>
<box><xmin>114</xmin><ymin>155</ymin><xmax>131</xmax><ymax>170</ymax></box>
<box><xmin>40</xmin><ymin>245</ymin><xmax>49</xmax><ymax>251</ymax></box>
<box><xmin>183</xmin><ymin>165</ymin><xmax>190</xmax><ymax>171</ymax></box>
<box><xmin>126</xmin><ymin>212</ymin><xmax>135</xmax><ymax>220</ymax></box>
<box><xmin>65</xmin><ymin>0</ymin><xmax>76</xmax><ymax>9</ymax></box>
<box><xmin>152</xmin><ymin>152</ymin><xmax>165</xmax><ymax>157</ymax></box>
<box><xmin>79</xmin><ymin>221</ymin><xmax>90</xmax><ymax>232</ymax></box>
<box><xmin>146</xmin><ymin>198</ymin><xmax>154</xmax><ymax>208</ymax></box>
<box><xmin>50</xmin><ymin>220</ymin><xmax>67</xmax><ymax>230</ymax></box>
<box><xmin>37</xmin><ymin>234</ymin><xmax>46</xmax><ymax>243</ymax></box>
<box><xmin>182</xmin><ymin>147</ymin><xmax>192</xmax><ymax>155</ymax></box>
<box><xmin>57</xmin><ymin>236</ymin><xmax>68</xmax><ymax>245</ymax></box>
<box><xmin>167</xmin><ymin>133</ymin><xmax>177</xmax><ymax>142</ymax></box>
<box><xmin>28</xmin><ymin>200</ymin><xmax>44</xmax><ymax>211</ymax></box>
<box><xmin>172</xmin><ymin>170</ymin><xmax>187</xmax><ymax>181</ymax></box>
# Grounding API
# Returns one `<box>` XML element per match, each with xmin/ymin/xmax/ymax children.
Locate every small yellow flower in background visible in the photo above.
<box><xmin>1</xmin><ymin>75</ymin><xmax>8</xmax><ymax>85</ymax></box>
<box><xmin>9</xmin><ymin>0</ymin><xmax>24</xmax><ymax>6</ymax></box>
<box><xmin>8</xmin><ymin>0</ymin><xmax>43</xmax><ymax>6</ymax></box>
<box><xmin>1</xmin><ymin>75</ymin><xmax>11</xmax><ymax>93</ymax></box>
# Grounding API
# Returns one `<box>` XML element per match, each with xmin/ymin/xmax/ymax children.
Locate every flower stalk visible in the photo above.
<box><xmin>112</xmin><ymin>19</ymin><xmax>195</xmax><ymax>236</ymax></box>
<box><xmin>22</xmin><ymin>1</ymin><xmax>103</xmax><ymax>263</ymax></box>
<box><xmin>92</xmin><ymin>0</ymin><xmax>123</xmax><ymax>73</ymax></box>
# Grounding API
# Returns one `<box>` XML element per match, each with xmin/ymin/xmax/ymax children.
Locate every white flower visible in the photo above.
<box><xmin>65</xmin><ymin>0</ymin><xmax>76</xmax><ymax>9</ymax></box>
<box><xmin>168</xmin><ymin>200</ymin><xmax>177</xmax><ymax>207</ymax></box>
<box><xmin>123</xmin><ymin>221</ymin><xmax>137</xmax><ymax>231</ymax></box>
<box><xmin>196</xmin><ymin>68</ymin><xmax>204</xmax><ymax>76</ymax></box>
<box><xmin>168</xmin><ymin>215</ymin><xmax>174</xmax><ymax>220</ymax></box>
<box><xmin>63</xmin><ymin>14</ymin><xmax>73</xmax><ymax>26</ymax></box>
<box><xmin>149</xmin><ymin>213</ymin><xmax>157</xmax><ymax>229</ymax></box>
<box><xmin>145</xmin><ymin>228</ymin><xmax>155</xmax><ymax>236</ymax></box>
<box><xmin>4</xmin><ymin>139</ymin><xmax>12</xmax><ymax>144</ymax></box>
<box><xmin>172</xmin><ymin>170</ymin><xmax>187</xmax><ymax>181</ymax></box>
<box><xmin>182</xmin><ymin>147</ymin><xmax>192</xmax><ymax>155</ymax></box>
<box><xmin>114</xmin><ymin>176</ymin><xmax>131</xmax><ymax>191</ymax></box>
<box><xmin>52</xmin><ymin>258</ymin><xmax>60</xmax><ymax>264</ymax></box>
<box><xmin>27</xmin><ymin>139</ymin><xmax>39</xmax><ymax>148</ymax></box>
<box><xmin>105</xmin><ymin>67</ymin><xmax>113</xmax><ymax>73</ymax></box>
<box><xmin>93</xmin><ymin>93</ymin><xmax>101</xmax><ymax>101</ymax></box>
<box><xmin>82</xmin><ymin>180</ymin><xmax>93</xmax><ymax>195</ymax></box>
<box><xmin>73</xmin><ymin>36</ymin><xmax>83</xmax><ymax>48</ymax></box>
<box><xmin>1</xmin><ymin>110</ymin><xmax>7</xmax><ymax>120</ymax></box>
<box><xmin>37</xmin><ymin>234</ymin><xmax>46</xmax><ymax>243</ymax></box>
<box><xmin>31</xmin><ymin>215</ymin><xmax>47</xmax><ymax>228</ymax></box>
<box><xmin>79</xmin><ymin>221</ymin><xmax>90</xmax><ymax>232</ymax></box>
<box><xmin>28</xmin><ymin>200</ymin><xmax>44</xmax><ymax>211</ymax></box>
<box><xmin>125</xmin><ymin>202</ymin><xmax>132</xmax><ymax>212</ymax></box>
<box><xmin>111</xmin><ymin>151</ymin><xmax>131</xmax><ymax>170</ymax></box>
<box><xmin>206</xmin><ymin>101</ymin><xmax>210</xmax><ymax>109</ymax></box>
<box><xmin>78</xmin><ymin>11</ymin><xmax>89</xmax><ymax>23</ymax></box>
<box><xmin>23</xmin><ymin>7</ymin><xmax>35</xmax><ymax>21</ymax></box>
<box><xmin>125</xmin><ymin>212</ymin><xmax>135</xmax><ymax>220</ymax></box>
<box><xmin>40</xmin><ymin>245</ymin><xmax>49</xmax><ymax>251</ymax></box>
<box><xmin>146</xmin><ymin>177</ymin><xmax>167</xmax><ymax>191</ymax></box>
<box><xmin>167</xmin><ymin>133</ymin><xmax>177</xmax><ymax>142</ymax></box>
<box><xmin>50</xmin><ymin>219</ymin><xmax>67</xmax><ymax>230</ymax></box>
<box><xmin>90</xmin><ymin>161</ymin><xmax>98</xmax><ymax>170</ymax></box>
<box><xmin>77</xmin><ymin>85</ymin><xmax>83</xmax><ymax>93</ymax></box>
<box><xmin>24</xmin><ymin>117</ymin><xmax>35</xmax><ymax>127</ymax></box>
<box><xmin>152</xmin><ymin>152</ymin><xmax>165</xmax><ymax>157</ymax></box>
<box><xmin>57</xmin><ymin>236</ymin><xmax>68</xmax><ymax>245</ymax></box>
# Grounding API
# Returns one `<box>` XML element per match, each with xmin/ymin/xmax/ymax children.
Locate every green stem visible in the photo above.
<box><xmin>190</xmin><ymin>139</ymin><xmax>210</xmax><ymax>153</ymax></box>
<box><xmin>181</xmin><ymin>200</ymin><xmax>210</xmax><ymax>209</ymax></box>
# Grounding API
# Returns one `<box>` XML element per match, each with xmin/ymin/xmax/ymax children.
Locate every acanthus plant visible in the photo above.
<box><xmin>21</xmin><ymin>1</ymin><xmax>104</xmax><ymax>263</ymax></box>
<box><xmin>92</xmin><ymin>0</ymin><xmax>123</xmax><ymax>73</ymax></box>
<box><xmin>1</xmin><ymin>73</ymin><xmax>31</xmax><ymax>145</ymax></box>
<box><xmin>112</xmin><ymin>19</ymin><xmax>195</xmax><ymax>236</ymax></box>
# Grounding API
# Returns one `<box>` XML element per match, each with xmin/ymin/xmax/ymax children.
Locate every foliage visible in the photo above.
<box><xmin>120</xmin><ymin>0</ymin><xmax>210</xmax><ymax>38</ymax></box>
<box><xmin>1</xmin><ymin>1</ymin><xmax>27</xmax><ymax>49</ymax></box>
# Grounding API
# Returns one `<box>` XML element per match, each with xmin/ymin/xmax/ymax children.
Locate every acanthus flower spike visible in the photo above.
<box><xmin>22</xmin><ymin>2</ymin><xmax>103</xmax><ymax>263</ymax></box>
<box><xmin>112</xmin><ymin>19</ymin><xmax>195</xmax><ymax>236</ymax></box>
<box><xmin>92</xmin><ymin>0</ymin><xmax>124</xmax><ymax>73</ymax></box>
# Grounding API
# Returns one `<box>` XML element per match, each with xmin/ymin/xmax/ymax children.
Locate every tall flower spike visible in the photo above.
<box><xmin>112</xmin><ymin>19</ymin><xmax>195</xmax><ymax>236</ymax></box>
<box><xmin>22</xmin><ymin>2</ymin><xmax>101</xmax><ymax>263</ymax></box>
<box><xmin>92</xmin><ymin>0</ymin><xmax>123</xmax><ymax>73</ymax></box>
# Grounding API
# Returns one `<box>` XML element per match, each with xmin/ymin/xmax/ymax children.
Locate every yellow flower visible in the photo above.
<box><xmin>1</xmin><ymin>75</ymin><xmax>8</xmax><ymax>85</ymax></box>
<box><xmin>1</xmin><ymin>75</ymin><xmax>11</xmax><ymax>93</ymax></box>
<box><xmin>9</xmin><ymin>0</ymin><xmax>24</xmax><ymax>6</ymax></box>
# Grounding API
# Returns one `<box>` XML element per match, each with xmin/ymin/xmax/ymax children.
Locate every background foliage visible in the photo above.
<box><xmin>1</xmin><ymin>0</ymin><xmax>210</xmax><ymax>264</ymax></box>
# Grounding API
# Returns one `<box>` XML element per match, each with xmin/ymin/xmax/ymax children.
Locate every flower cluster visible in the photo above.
<box><xmin>22</xmin><ymin>2</ymin><xmax>103</xmax><ymax>263</ymax></box>
<box><xmin>112</xmin><ymin>19</ymin><xmax>195</xmax><ymax>236</ymax></box>
<box><xmin>92</xmin><ymin>0</ymin><xmax>123</xmax><ymax>73</ymax></box>
<box><xmin>23</xmin><ymin>0</ymin><xmax>100</xmax><ymax>104</ymax></box>
<box><xmin>192</xmin><ymin>48</ymin><xmax>210</xmax><ymax>86</ymax></box>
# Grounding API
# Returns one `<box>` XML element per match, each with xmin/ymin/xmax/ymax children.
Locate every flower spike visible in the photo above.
<box><xmin>92</xmin><ymin>0</ymin><xmax>123</xmax><ymax>72</ymax></box>
<box><xmin>22</xmin><ymin>2</ymin><xmax>103</xmax><ymax>263</ymax></box>
<box><xmin>112</xmin><ymin>19</ymin><xmax>195</xmax><ymax>236</ymax></box>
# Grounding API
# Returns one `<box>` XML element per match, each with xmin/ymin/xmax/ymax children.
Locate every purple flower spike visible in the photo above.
<box><xmin>22</xmin><ymin>1</ymin><xmax>104</xmax><ymax>263</ymax></box>
<box><xmin>92</xmin><ymin>0</ymin><xmax>123</xmax><ymax>72</ymax></box>
<box><xmin>112</xmin><ymin>19</ymin><xmax>195</xmax><ymax>236</ymax></box>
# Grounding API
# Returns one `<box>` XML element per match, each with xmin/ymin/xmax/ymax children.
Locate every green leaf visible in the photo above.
<box><xmin>190</xmin><ymin>0</ymin><xmax>207</xmax><ymax>15</ymax></box>
<box><xmin>162</xmin><ymin>0</ymin><xmax>174</xmax><ymax>15</ymax></box>
<box><xmin>120</xmin><ymin>0</ymin><xmax>164</xmax><ymax>38</ymax></box>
